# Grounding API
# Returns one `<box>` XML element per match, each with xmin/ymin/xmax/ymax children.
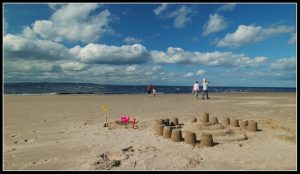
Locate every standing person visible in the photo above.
<box><xmin>147</xmin><ymin>84</ymin><xmax>152</xmax><ymax>96</ymax></box>
<box><xmin>202</xmin><ymin>78</ymin><xmax>210</xmax><ymax>99</ymax></box>
<box><xmin>192</xmin><ymin>81</ymin><xmax>200</xmax><ymax>99</ymax></box>
<box><xmin>152</xmin><ymin>88</ymin><xmax>156</xmax><ymax>97</ymax></box>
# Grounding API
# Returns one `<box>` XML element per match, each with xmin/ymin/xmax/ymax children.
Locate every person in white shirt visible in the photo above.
<box><xmin>192</xmin><ymin>81</ymin><xmax>200</xmax><ymax>99</ymax></box>
<box><xmin>152</xmin><ymin>88</ymin><xmax>156</xmax><ymax>97</ymax></box>
<box><xmin>202</xmin><ymin>78</ymin><xmax>210</xmax><ymax>99</ymax></box>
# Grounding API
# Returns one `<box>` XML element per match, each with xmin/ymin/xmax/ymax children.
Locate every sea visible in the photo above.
<box><xmin>3</xmin><ymin>82</ymin><xmax>296</xmax><ymax>95</ymax></box>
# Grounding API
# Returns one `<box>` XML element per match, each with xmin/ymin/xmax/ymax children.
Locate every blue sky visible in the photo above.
<box><xmin>3</xmin><ymin>3</ymin><xmax>296</xmax><ymax>87</ymax></box>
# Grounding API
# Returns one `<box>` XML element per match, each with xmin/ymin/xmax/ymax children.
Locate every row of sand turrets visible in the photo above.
<box><xmin>198</xmin><ymin>112</ymin><xmax>258</xmax><ymax>131</ymax></box>
<box><xmin>152</xmin><ymin>112</ymin><xmax>258</xmax><ymax>147</ymax></box>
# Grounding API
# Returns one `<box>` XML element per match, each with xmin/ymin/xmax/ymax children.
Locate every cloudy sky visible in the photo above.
<box><xmin>3</xmin><ymin>3</ymin><xmax>296</xmax><ymax>87</ymax></box>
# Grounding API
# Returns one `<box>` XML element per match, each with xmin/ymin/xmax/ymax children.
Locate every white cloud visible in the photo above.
<box><xmin>202</xmin><ymin>13</ymin><xmax>228</xmax><ymax>36</ymax></box>
<box><xmin>271</xmin><ymin>57</ymin><xmax>296</xmax><ymax>70</ymax></box>
<box><xmin>48</xmin><ymin>3</ymin><xmax>65</xmax><ymax>10</ymax></box>
<box><xmin>150</xmin><ymin>47</ymin><xmax>268</xmax><ymax>67</ymax></box>
<box><xmin>124</xmin><ymin>36</ymin><xmax>143</xmax><ymax>44</ymax></box>
<box><xmin>22</xmin><ymin>26</ymin><xmax>38</xmax><ymax>39</ymax></box>
<box><xmin>217</xmin><ymin>3</ymin><xmax>236</xmax><ymax>12</ymax></box>
<box><xmin>4</xmin><ymin>59</ymin><xmax>61</xmax><ymax>73</ymax></box>
<box><xmin>4</xmin><ymin>57</ymin><xmax>166</xmax><ymax>84</ymax></box>
<box><xmin>196</xmin><ymin>70</ymin><xmax>206</xmax><ymax>75</ymax></box>
<box><xmin>70</xmin><ymin>43</ymin><xmax>149</xmax><ymax>64</ymax></box>
<box><xmin>30</xmin><ymin>4</ymin><xmax>114</xmax><ymax>43</ymax></box>
<box><xmin>153</xmin><ymin>3</ymin><xmax>168</xmax><ymax>15</ymax></box>
<box><xmin>217</xmin><ymin>24</ymin><xmax>294</xmax><ymax>48</ymax></box>
<box><xmin>154</xmin><ymin>5</ymin><xmax>195</xmax><ymax>29</ymax></box>
<box><xmin>4</xmin><ymin>33</ymin><xmax>150</xmax><ymax>66</ymax></box>
<box><xmin>183</xmin><ymin>72</ymin><xmax>194</xmax><ymax>77</ymax></box>
<box><xmin>50</xmin><ymin>3</ymin><xmax>99</xmax><ymax>22</ymax></box>
<box><xmin>288</xmin><ymin>33</ymin><xmax>296</xmax><ymax>44</ymax></box>
<box><xmin>4</xmin><ymin>34</ymin><xmax>71</xmax><ymax>60</ymax></box>
<box><xmin>60</xmin><ymin>62</ymin><xmax>89</xmax><ymax>71</ymax></box>
<box><xmin>151</xmin><ymin>65</ymin><xmax>162</xmax><ymax>71</ymax></box>
<box><xmin>83</xmin><ymin>64</ymin><xmax>163</xmax><ymax>82</ymax></box>
<box><xmin>125</xmin><ymin>65</ymin><xmax>138</xmax><ymax>74</ymax></box>
<box><xmin>167</xmin><ymin>5</ymin><xmax>195</xmax><ymax>29</ymax></box>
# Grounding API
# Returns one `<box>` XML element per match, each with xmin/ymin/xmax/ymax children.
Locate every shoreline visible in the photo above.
<box><xmin>3</xmin><ymin>91</ymin><xmax>297</xmax><ymax>96</ymax></box>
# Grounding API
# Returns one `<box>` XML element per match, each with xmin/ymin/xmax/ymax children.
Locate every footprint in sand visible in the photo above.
<box><xmin>10</xmin><ymin>133</ymin><xmax>22</xmax><ymax>138</ymax></box>
<box><xmin>90</xmin><ymin>146</ymin><xmax>135</xmax><ymax>170</ymax></box>
<box><xmin>23</xmin><ymin>139</ymin><xmax>34</xmax><ymax>143</ymax></box>
<box><xmin>90</xmin><ymin>152</ymin><xmax>124</xmax><ymax>170</ymax></box>
<box><xmin>58</xmin><ymin>131</ymin><xmax>65</xmax><ymax>134</ymax></box>
<box><xmin>84</xmin><ymin>120</ymin><xmax>93</xmax><ymax>126</ymax></box>
<box><xmin>6</xmin><ymin>148</ymin><xmax>17</xmax><ymax>153</ymax></box>
<box><xmin>27</xmin><ymin>158</ymin><xmax>57</xmax><ymax>168</ymax></box>
<box><xmin>184</xmin><ymin>157</ymin><xmax>202</xmax><ymax>169</ymax></box>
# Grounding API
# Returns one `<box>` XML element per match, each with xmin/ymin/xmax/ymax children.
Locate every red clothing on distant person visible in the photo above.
<box><xmin>147</xmin><ymin>84</ymin><xmax>152</xmax><ymax>94</ymax></box>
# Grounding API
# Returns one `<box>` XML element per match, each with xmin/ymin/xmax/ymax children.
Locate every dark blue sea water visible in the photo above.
<box><xmin>3</xmin><ymin>82</ymin><xmax>296</xmax><ymax>95</ymax></box>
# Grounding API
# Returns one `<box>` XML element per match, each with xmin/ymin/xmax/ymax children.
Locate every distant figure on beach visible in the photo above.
<box><xmin>202</xmin><ymin>78</ymin><xmax>210</xmax><ymax>99</ymax></box>
<box><xmin>192</xmin><ymin>81</ymin><xmax>200</xmax><ymax>99</ymax></box>
<box><xmin>152</xmin><ymin>88</ymin><xmax>156</xmax><ymax>97</ymax></box>
<box><xmin>147</xmin><ymin>84</ymin><xmax>153</xmax><ymax>96</ymax></box>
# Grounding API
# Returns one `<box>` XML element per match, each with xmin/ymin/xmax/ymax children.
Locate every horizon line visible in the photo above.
<box><xmin>3</xmin><ymin>81</ymin><xmax>296</xmax><ymax>88</ymax></box>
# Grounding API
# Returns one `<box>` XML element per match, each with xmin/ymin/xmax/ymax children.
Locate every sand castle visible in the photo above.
<box><xmin>239</xmin><ymin>120</ymin><xmax>248</xmax><ymax>129</ymax></box>
<box><xmin>170</xmin><ymin>117</ymin><xmax>179</xmax><ymax>126</ymax></box>
<box><xmin>163</xmin><ymin>126</ymin><xmax>172</xmax><ymax>138</ymax></box>
<box><xmin>200</xmin><ymin>133</ymin><xmax>213</xmax><ymax>146</ymax></box>
<box><xmin>222</xmin><ymin>117</ymin><xmax>230</xmax><ymax>126</ymax></box>
<box><xmin>210</xmin><ymin>116</ymin><xmax>218</xmax><ymax>124</ymax></box>
<box><xmin>247</xmin><ymin>120</ymin><xmax>258</xmax><ymax>131</ymax></box>
<box><xmin>184</xmin><ymin>131</ymin><xmax>197</xmax><ymax>145</ymax></box>
<box><xmin>230</xmin><ymin>118</ymin><xmax>239</xmax><ymax>127</ymax></box>
<box><xmin>171</xmin><ymin>129</ymin><xmax>183</xmax><ymax>142</ymax></box>
<box><xmin>153</xmin><ymin>112</ymin><xmax>259</xmax><ymax>147</ymax></box>
<box><xmin>155</xmin><ymin>124</ymin><xmax>164</xmax><ymax>136</ymax></box>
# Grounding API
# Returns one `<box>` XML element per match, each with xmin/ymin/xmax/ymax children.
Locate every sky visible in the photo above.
<box><xmin>3</xmin><ymin>3</ymin><xmax>297</xmax><ymax>87</ymax></box>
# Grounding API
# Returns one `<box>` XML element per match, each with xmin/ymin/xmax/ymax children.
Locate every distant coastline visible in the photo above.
<box><xmin>4</xmin><ymin>82</ymin><xmax>296</xmax><ymax>95</ymax></box>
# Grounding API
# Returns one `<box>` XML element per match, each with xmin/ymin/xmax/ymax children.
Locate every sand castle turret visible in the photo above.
<box><xmin>163</xmin><ymin>126</ymin><xmax>173</xmax><ymax>138</ymax></box>
<box><xmin>239</xmin><ymin>120</ymin><xmax>248</xmax><ymax>129</ymax></box>
<box><xmin>247</xmin><ymin>121</ymin><xmax>258</xmax><ymax>131</ymax></box>
<box><xmin>171</xmin><ymin>129</ymin><xmax>183</xmax><ymax>142</ymax></box>
<box><xmin>199</xmin><ymin>112</ymin><xmax>209</xmax><ymax>123</ymax></box>
<box><xmin>230</xmin><ymin>118</ymin><xmax>239</xmax><ymax>127</ymax></box>
<box><xmin>184</xmin><ymin>131</ymin><xmax>197</xmax><ymax>145</ymax></box>
<box><xmin>210</xmin><ymin>116</ymin><xmax>219</xmax><ymax>124</ymax></box>
<box><xmin>152</xmin><ymin>119</ymin><xmax>163</xmax><ymax>131</ymax></box>
<box><xmin>200</xmin><ymin>133</ymin><xmax>213</xmax><ymax>147</ymax></box>
<box><xmin>222</xmin><ymin>117</ymin><xmax>230</xmax><ymax>126</ymax></box>
<box><xmin>163</xmin><ymin>118</ymin><xmax>170</xmax><ymax>126</ymax></box>
<box><xmin>170</xmin><ymin>117</ymin><xmax>179</xmax><ymax>126</ymax></box>
<box><xmin>155</xmin><ymin>124</ymin><xmax>164</xmax><ymax>136</ymax></box>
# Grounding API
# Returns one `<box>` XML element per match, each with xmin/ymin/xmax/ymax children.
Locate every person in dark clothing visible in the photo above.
<box><xmin>147</xmin><ymin>84</ymin><xmax>153</xmax><ymax>96</ymax></box>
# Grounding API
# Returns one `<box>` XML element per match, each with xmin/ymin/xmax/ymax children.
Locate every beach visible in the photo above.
<box><xmin>3</xmin><ymin>92</ymin><xmax>297</xmax><ymax>170</ymax></box>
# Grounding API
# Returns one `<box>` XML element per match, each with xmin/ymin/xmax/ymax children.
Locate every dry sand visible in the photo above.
<box><xmin>3</xmin><ymin>92</ymin><xmax>297</xmax><ymax>170</ymax></box>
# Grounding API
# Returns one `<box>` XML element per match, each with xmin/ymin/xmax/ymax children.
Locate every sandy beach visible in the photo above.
<box><xmin>3</xmin><ymin>92</ymin><xmax>297</xmax><ymax>170</ymax></box>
